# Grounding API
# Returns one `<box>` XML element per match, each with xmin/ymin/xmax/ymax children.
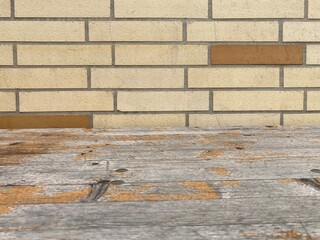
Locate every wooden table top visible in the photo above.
<box><xmin>1</xmin><ymin>127</ymin><xmax>320</xmax><ymax>239</ymax></box>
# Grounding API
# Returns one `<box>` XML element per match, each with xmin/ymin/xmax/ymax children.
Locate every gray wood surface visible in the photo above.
<box><xmin>1</xmin><ymin>126</ymin><xmax>320</xmax><ymax>239</ymax></box>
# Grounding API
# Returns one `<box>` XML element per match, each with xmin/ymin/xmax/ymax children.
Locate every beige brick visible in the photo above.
<box><xmin>20</xmin><ymin>91</ymin><xmax>113</xmax><ymax>112</ymax></box>
<box><xmin>0</xmin><ymin>92</ymin><xmax>16</xmax><ymax>112</ymax></box>
<box><xmin>189</xmin><ymin>68</ymin><xmax>279</xmax><ymax>88</ymax></box>
<box><xmin>307</xmin><ymin>92</ymin><xmax>320</xmax><ymax>111</ymax></box>
<box><xmin>284</xmin><ymin>67</ymin><xmax>320</xmax><ymax>87</ymax></box>
<box><xmin>15</xmin><ymin>0</ymin><xmax>110</xmax><ymax>18</ymax></box>
<box><xmin>0</xmin><ymin>0</ymin><xmax>10</xmax><ymax>17</ymax></box>
<box><xmin>0</xmin><ymin>21</ymin><xmax>84</xmax><ymax>42</ymax></box>
<box><xmin>93</xmin><ymin>114</ymin><xmax>185</xmax><ymax>128</ymax></box>
<box><xmin>307</xmin><ymin>45</ymin><xmax>320</xmax><ymax>65</ymax></box>
<box><xmin>213</xmin><ymin>0</ymin><xmax>304</xmax><ymax>19</ymax></box>
<box><xmin>0</xmin><ymin>45</ymin><xmax>13</xmax><ymax>65</ymax></box>
<box><xmin>115</xmin><ymin>45</ymin><xmax>208</xmax><ymax>66</ymax></box>
<box><xmin>284</xmin><ymin>114</ymin><xmax>320</xmax><ymax>126</ymax></box>
<box><xmin>214</xmin><ymin>91</ymin><xmax>304</xmax><ymax>111</ymax></box>
<box><xmin>187</xmin><ymin>22</ymin><xmax>278</xmax><ymax>42</ymax></box>
<box><xmin>190</xmin><ymin>114</ymin><xmax>280</xmax><ymax>127</ymax></box>
<box><xmin>284</xmin><ymin>22</ymin><xmax>320</xmax><ymax>42</ymax></box>
<box><xmin>18</xmin><ymin>45</ymin><xmax>112</xmax><ymax>66</ymax></box>
<box><xmin>0</xmin><ymin>68</ymin><xmax>87</xmax><ymax>89</ymax></box>
<box><xmin>92</xmin><ymin>68</ymin><xmax>184</xmax><ymax>89</ymax></box>
<box><xmin>115</xmin><ymin>0</ymin><xmax>207</xmax><ymax>18</ymax></box>
<box><xmin>89</xmin><ymin>21</ymin><xmax>182</xmax><ymax>42</ymax></box>
<box><xmin>118</xmin><ymin>91</ymin><xmax>209</xmax><ymax>111</ymax></box>
<box><xmin>309</xmin><ymin>0</ymin><xmax>320</xmax><ymax>19</ymax></box>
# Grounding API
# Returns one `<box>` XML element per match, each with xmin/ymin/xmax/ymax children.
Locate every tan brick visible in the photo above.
<box><xmin>307</xmin><ymin>92</ymin><xmax>320</xmax><ymax>111</ymax></box>
<box><xmin>0</xmin><ymin>92</ymin><xmax>16</xmax><ymax>112</ymax></box>
<box><xmin>92</xmin><ymin>68</ymin><xmax>184</xmax><ymax>89</ymax></box>
<box><xmin>307</xmin><ymin>45</ymin><xmax>320</xmax><ymax>65</ymax></box>
<box><xmin>284</xmin><ymin>22</ymin><xmax>320</xmax><ymax>42</ymax></box>
<box><xmin>214</xmin><ymin>91</ymin><xmax>304</xmax><ymax>111</ymax></box>
<box><xmin>284</xmin><ymin>67</ymin><xmax>320</xmax><ymax>87</ymax></box>
<box><xmin>115</xmin><ymin>0</ymin><xmax>207</xmax><ymax>18</ymax></box>
<box><xmin>190</xmin><ymin>114</ymin><xmax>280</xmax><ymax>127</ymax></box>
<box><xmin>18</xmin><ymin>45</ymin><xmax>112</xmax><ymax>66</ymax></box>
<box><xmin>189</xmin><ymin>68</ymin><xmax>279</xmax><ymax>88</ymax></box>
<box><xmin>0</xmin><ymin>21</ymin><xmax>84</xmax><ymax>42</ymax></box>
<box><xmin>20</xmin><ymin>91</ymin><xmax>113</xmax><ymax>112</ymax></box>
<box><xmin>115</xmin><ymin>45</ymin><xmax>208</xmax><ymax>66</ymax></box>
<box><xmin>187</xmin><ymin>22</ymin><xmax>278</xmax><ymax>42</ymax></box>
<box><xmin>213</xmin><ymin>0</ymin><xmax>304</xmax><ymax>19</ymax></box>
<box><xmin>0</xmin><ymin>45</ymin><xmax>13</xmax><ymax>65</ymax></box>
<box><xmin>15</xmin><ymin>0</ymin><xmax>110</xmax><ymax>18</ymax></box>
<box><xmin>284</xmin><ymin>114</ymin><xmax>320</xmax><ymax>126</ymax></box>
<box><xmin>93</xmin><ymin>114</ymin><xmax>185</xmax><ymax>128</ymax></box>
<box><xmin>309</xmin><ymin>0</ymin><xmax>320</xmax><ymax>19</ymax></box>
<box><xmin>89</xmin><ymin>21</ymin><xmax>182</xmax><ymax>42</ymax></box>
<box><xmin>0</xmin><ymin>0</ymin><xmax>10</xmax><ymax>17</ymax></box>
<box><xmin>118</xmin><ymin>91</ymin><xmax>209</xmax><ymax>111</ymax></box>
<box><xmin>0</xmin><ymin>68</ymin><xmax>87</xmax><ymax>89</ymax></box>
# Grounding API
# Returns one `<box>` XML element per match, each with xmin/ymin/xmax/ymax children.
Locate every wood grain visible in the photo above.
<box><xmin>0</xmin><ymin>127</ymin><xmax>320</xmax><ymax>239</ymax></box>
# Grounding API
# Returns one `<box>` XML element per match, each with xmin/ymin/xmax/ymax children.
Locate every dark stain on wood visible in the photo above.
<box><xmin>83</xmin><ymin>180</ymin><xmax>110</xmax><ymax>202</ymax></box>
<box><xmin>0</xmin><ymin>142</ymin><xmax>54</xmax><ymax>166</ymax></box>
<box><xmin>115</xmin><ymin>168</ymin><xmax>128</xmax><ymax>173</ymax></box>
<box><xmin>298</xmin><ymin>178</ymin><xmax>320</xmax><ymax>191</ymax></box>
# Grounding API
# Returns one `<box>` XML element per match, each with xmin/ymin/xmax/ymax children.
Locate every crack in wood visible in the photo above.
<box><xmin>83</xmin><ymin>180</ymin><xmax>110</xmax><ymax>202</ymax></box>
<box><xmin>298</xmin><ymin>178</ymin><xmax>320</xmax><ymax>191</ymax></box>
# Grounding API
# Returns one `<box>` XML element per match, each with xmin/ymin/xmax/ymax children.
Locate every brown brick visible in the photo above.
<box><xmin>0</xmin><ymin>115</ymin><xmax>90</xmax><ymax>129</ymax></box>
<box><xmin>211</xmin><ymin>45</ymin><xmax>303</xmax><ymax>65</ymax></box>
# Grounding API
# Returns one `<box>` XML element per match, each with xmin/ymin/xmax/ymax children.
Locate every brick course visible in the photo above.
<box><xmin>0</xmin><ymin>1</ymin><xmax>319</xmax><ymax>128</ymax></box>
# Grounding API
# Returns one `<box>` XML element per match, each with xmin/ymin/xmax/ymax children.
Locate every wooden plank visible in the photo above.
<box><xmin>1</xmin><ymin>127</ymin><xmax>320</xmax><ymax>239</ymax></box>
<box><xmin>1</xmin><ymin>223</ymin><xmax>320</xmax><ymax>240</ymax></box>
<box><xmin>1</xmin><ymin>198</ymin><xmax>320</xmax><ymax>227</ymax></box>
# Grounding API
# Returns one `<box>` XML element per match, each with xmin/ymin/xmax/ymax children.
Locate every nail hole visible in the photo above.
<box><xmin>9</xmin><ymin>142</ymin><xmax>23</xmax><ymax>146</ymax></box>
<box><xmin>236</xmin><ymin>147</ymin><xmax>245</xmax><ymax>150</ymax></box>
<box><xmin>115</xmin><ymin>168</ymin><xmax>128</xmax><ymax>173</ymax></box>
<box><xmin>92</xmin><ymin>162</ymin><xmax>99</xmax><ymax>166</ymax></box>
<box><xmin>80</xmin><ymin>153</ymin><xmax>86</xmax><ymax>156</ymax></box>
<box><xmin>111</xmin><ymin>180</ymin><xmax>125</xmax><ymax>186</ymax></box>
<box><xmin>89</xmin><ymin>150</ymin><xmax>93</xmax><ymax>153</ymax></box>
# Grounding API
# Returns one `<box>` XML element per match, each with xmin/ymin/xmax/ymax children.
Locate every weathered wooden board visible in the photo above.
<box><xmin>1</xmin><ymin>127</ymin><xmax>320</xmax><ymax>239</ymax></box>
<box><xmin>1</xmin><ymin>223</ymin><xmax>319</xmax><ymax>240</ymax></box>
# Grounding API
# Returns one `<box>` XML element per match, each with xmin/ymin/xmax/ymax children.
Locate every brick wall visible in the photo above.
<box><xmin>0</xmin><ymin>0</ymin><xmax>320</xmax><ymax>128</ymax></box>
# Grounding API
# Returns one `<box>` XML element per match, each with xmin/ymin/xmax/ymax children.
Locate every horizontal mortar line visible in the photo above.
<box><xmin>2</xmin><ymin>17</ymin><xmax>320</xmax><ymax>21</ymax></box>
<box><xmin>0</xmin><ymin>88</ymin><xmax>316</xmax><ymax>92</ymax></box>
<box><xmin>0</xmin><ymin>41</ymin><xmax>314</xmax><ymax>44</ymax></box>
<box><xmin>0</xmin><ymin>41</ymin><xmax>293</xmax><ymax>44</ymax></box>
<box><xmin>1</xmin><ymin>18</ymin><xmax>320</xmax><ymax>22</ymax></box>
<box><xmin>2</xmin><ymin>65</ymin><xmax>320</xmax><ymax>68</ymax></box>
<box><xmin>0</xmin><ymin>111</ymin><xmax>319</xmax><ymax>116</ymax></box>
<box><xmin>94</xmin><ymin>110</ymin><xmax>314</xmax><ymax>114</ymax></box>
<box><xmin>0</xmin><ymin>17</ymin><xmax>112</xmax><ymax>21</ymax></box>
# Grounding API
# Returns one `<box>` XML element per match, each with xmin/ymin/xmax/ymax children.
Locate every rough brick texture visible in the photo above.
<box><xmin>0</xmin><ymin>1</ymin><xmax>319</xmax><ymax>128</ymax></box>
